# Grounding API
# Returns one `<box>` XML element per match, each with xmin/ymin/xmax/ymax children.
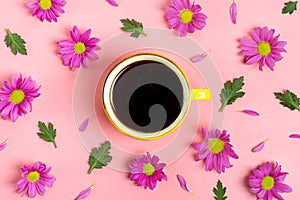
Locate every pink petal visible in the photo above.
<box><xmin>237</xmin><ymin>109</ymin><xmax>260</xmax><ymax>116</ymax></box>
<box><xmin>78</xmin><ymin>117</ymin><xmax>90</xmax><ymax>132</ymax></box>
<box><xmin>0</xmin><ymin>138</ymin><xmax>9</xmax><ymax>151</ymax></box>
<box><xmin>75</xmin><ymin>184</ymin><xmax>95</xmax><ymax>200</ymax></box>
<box><xmin>176</xmin><ymin>174</ymin><xmax>193</xmax><ymax>195</ymax></box>
<box><xmin>289</xmin><ymin>134</ymin><xmax>300</xmax><ymax>139</ymax></box>
<box><xmin>190</xmin><ymin>50</ymin><xmax>211</xmax><ymax>63</ymax></box>
<box><xmin>251</xmin><ymin>139</ymin><xmax>268</xmax><ymax>153</ymax></box>
<box><xmin>229</xmin><ymin>1</ymin><xmax>237</xmax><ymax>24</ymax></box>
<box><xmin>106</xmin><ymin>0</ymin><xmax>119</xmax><ymax>7</ymax></box>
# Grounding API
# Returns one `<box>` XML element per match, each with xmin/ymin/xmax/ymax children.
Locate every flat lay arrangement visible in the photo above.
<box><xmin>0</xmin><ymin>0</ymin><xmax>300</xmax><ymax>199</ymax></box>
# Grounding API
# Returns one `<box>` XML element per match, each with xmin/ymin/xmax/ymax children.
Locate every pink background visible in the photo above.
<box><xmin>1</xmin><ymin>0</ymin><xmax>300</xmax><ymax>199</ymax></box>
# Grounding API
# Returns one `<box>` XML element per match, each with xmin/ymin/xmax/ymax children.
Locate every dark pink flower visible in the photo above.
<box><xmin>240</xmin><ymin>26</ymin><xmax>287</xmax><ymax>71</ymax></box>
<box><xmin>15</xmin><ymin>162</ymin><xmax>56</xmax><ymax>198</ymax></box>
<box><xmin>249</xmin><ymin>162</ymin><xmax>292</xmax><ymax>200</ymax></box>
<box><xmin>129</xmin><ymin>152</ymin><xmax>167</xmax><ymax>190</ymax></box>
<box><xmin>0</xmin><ymin>74</ymin><xmax>40</xmax><ymax>122</ymax></box>
<box><xmin>57</xmin><ymin>26</ymin><xmax>101</xmax><ymax>71</ymax></box>
<box><xmin>26</xmin><ymin>0</ymin><xmax>66</xmax><ymax>22</ymax></box>
<box><xmin>165</xmin><ymin>0</ymin><xmax>207</xmax><ymax>37</ymax></box>
<box><xmin>194</xmin><ymin>128</ymin><xmax>238</xmax><ymax>174</ymax></box>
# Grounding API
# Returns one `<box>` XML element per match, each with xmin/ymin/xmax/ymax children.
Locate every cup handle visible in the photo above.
<box><xmin>191</xmin><ymin>89</ymin><xmax>211</xmax><ymax>100</ymax></box>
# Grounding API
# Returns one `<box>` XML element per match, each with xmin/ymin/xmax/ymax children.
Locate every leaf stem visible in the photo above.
<box><xmin>53</xmin><ymin>141</ymin><xmax>57</xmax><ymax>148</ymax></box>
<box><xmin>219</xmin><ymin>103</ymin><xmax>226</xmax><ymax>112</ymax></box>
<box><xmin>88</xmin><ymin>167</ymin><xmax>93</xmax><ymax>174</ymax></box>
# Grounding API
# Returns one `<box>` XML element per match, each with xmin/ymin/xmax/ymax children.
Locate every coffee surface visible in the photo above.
<box><xmin>111</xmin><ymin>60</ymin><xmax>184</xmax><ymax>133</ymax></box>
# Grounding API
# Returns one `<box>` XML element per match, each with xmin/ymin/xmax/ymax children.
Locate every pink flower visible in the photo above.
<box><xmin>239</xmin><ymin>26</ymin><xmax>287</xmax><ymax>71</ymax></box>
<box><xmin>249</xmin><ymin>162</ymin><xmax>292</xmax><ymax>200</ymax></box>
<box><xmin>194</xmin><ymin>128</ymin><xmax>238</xmax><ymax>174</ymax></box>
<box><xmin>165</xmin><ymin>0</ymin><xmax>207</xmax><ymax>37</ymax></box>
<box><xmin>129</xmin><ymin>152</ymin><xmax>167</xmax><ymax>190</ymax></box>
<box><xmin>15</xmin><ymin>162</ymin><xmax>56</xmax><ymax>198</ymax></box>
<box><xmin>26</xmin><ymin>0</ymin><xmax>66</xmax><ymax>22</ymax></box>
<box><xmin>57</xmin><ymin>26</ymin><xmax>101</xmax><ymax>71</ymax></box>
<box><xmin>0</xmin><ymin>74</ymin><xmax>40</xmax><ymax>122</ymax></box>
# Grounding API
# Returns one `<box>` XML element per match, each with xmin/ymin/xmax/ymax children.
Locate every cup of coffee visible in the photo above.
<box><xmin>102</xmin><ymin>53</ymin><xmax>210</xmax><ymax>140</ymax></box>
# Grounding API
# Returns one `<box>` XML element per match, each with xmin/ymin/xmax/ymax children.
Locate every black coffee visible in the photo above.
<box><xmin>111</xmin><ymin>60</ymin><xmax>184</xmax><ymax>133</ymax></box>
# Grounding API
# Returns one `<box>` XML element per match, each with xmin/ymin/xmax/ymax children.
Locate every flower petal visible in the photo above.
<box><xmin>176</xmin><ymin>174</ymin><xmax>193</xmax><ymax>194</ymax></box>
<box><xmin>251</xmin><ymin>139</ymin><xmax>268</xmax><ymax>153</ymax></box>
<box><xmin>229</xmin><ymin>1</ymin><xmax>237</xmax><ymax>24</ymax></box>
<box><xmin>106</xmin><ymin>0</ymin><xmax>119</xmax><ymax>7</ymax></box>
<box><xmin>289</xmin><ymin>134</ymin><xmax>300</xmax><ymax>139</ymax></box>
<box><xmin>75</xmin><ymin>184</ymin><xmax>95</xmax><ymax>200</ymax></box>
<box><xmin>0</xmin><ymin>138</ymin><xmax>9</xmax><ymax>151</ymax></box>
<box><xmin>238</xmin><ymin>109</ymin><xmax>260</xmax><ymax>116</ymax></box>
<box><xmin>78</xmin><ymin>117</ymin><xmax>90</xmax><ymax>132</ymax></box>
<box><xmin>190</xmin><ymin>50</ymin><xmax>211</xmax><ymax>63</ymax></box>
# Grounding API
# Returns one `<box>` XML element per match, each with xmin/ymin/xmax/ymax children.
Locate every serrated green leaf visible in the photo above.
<box><xmin>88</xmin><ymin>141</ymin><xmax>112</xmax><ymax>174</ymax></box>
<box><xmin>37</xmin><ymin>121</ymin><xmax>57</xmax><ymax>148</ymax></box>
<box><xmin>282</xmin><ymin>1</ymin><xmax>298</xmax><ymax>14</ymax></box>
<box><xmin>4</xmin><ymin>29</ymin><xmax>27</xmax><ymax>55</ymax></box>
<box><xmin>120</xmin><ymin>18</ymin><xmax>147</xmax><ymax>38</ymax></box>
<box><xmin>274</xmin><ymin>90</ymin><xmax>300</xmax><ymax>111</ymax></box>
<box><xmin>213</xmin><ymin>180</ymin><xmax>227</xmax><ymax>200</ymax></box>
<box><xmin>219</xmin><ymin>76</ymin><xmax>245</xmax><ymax>112</ymax></box>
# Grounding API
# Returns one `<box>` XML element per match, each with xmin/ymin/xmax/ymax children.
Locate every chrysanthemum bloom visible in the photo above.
<box><xmin>193</xmin><ymin>128</ymin><xmax>238</xmax><ymax>174</ymax></box>
<box><xmin>240</xmin><ymin>26</ymin><xmax>287</xmax><ymax>71</ymax></box>
<box><xmin>26</xmin><ymin>0</ymin><xmax>66</xmax><ymax>22</ymax></box>
<box><xmin>249</xmin><ymin>162</ymin><xmax>292</xmax><ymax>200</ymax></box>
<box><xmin>165</xmin><ymin>0</ymin><xmax>207</xmax><ymax>37</ymax></box>
<box><xmin>129</xmin><ymin>152</ymin><xmax>167</xmax><ymax>190</ymax></box>
<box><xmin>0</xmin><ymin>74</ymin><xmax>40</xmax><ymax>122</ymax></box>
<box><xmin>15</xmin><ymin>162</ymin><xmax>56</xmax><ymax>198</ymax></box>
<box><xmin>57</xmin><ymin>26</ymin><xmax>101</xmax><ymax>71</ymax></box>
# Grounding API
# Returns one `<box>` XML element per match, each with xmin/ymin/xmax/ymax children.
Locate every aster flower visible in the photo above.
<box><xmin>249</xmin><ymin>162</ymin><xmax>292</xmax><ymax>200</ymax></box>
<box><xmin>15</xmin><ymin>162</ymin><xmax>56</xmax><ymax>198</ymax></box>
<box><xmin>129</xmin><ymin>152</ymin><xmax>167</xmax><ymax>190</ymax></box>
<box><xmin>0</xmin><ymin>74</ymin><xmax>40</xmax><ymax>122</ymax></box>
<box><xmin>57</xmin><ymin>26</ymin><xmax>101</xmax><ymax>71</ymax></box>
<box><xmin>165</xmin><ymin>0</ymin><xmax>207</xmax><ymax>37</ymax></box>
<box><xmin>26</xmin><ymin>0</ymin><xmax>66</xmax><ymax>22</ymax></box>
<box><xmin>193</xmin><ymin>128</ymin><xmax>238</xmax><ymax>174</ymax></box>
<box><xmin>240</xmin><ymin>26</ymin><xmax>287</xmax><ymax>71</ymax></box>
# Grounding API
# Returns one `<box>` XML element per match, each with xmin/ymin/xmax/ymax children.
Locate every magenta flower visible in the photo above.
<box><xmin>194</xmin><ymin>128</ymin><xmax>238</xmax><ymax>174</ymax></box>
<box><xmin>249</xmin><ymin>162</ymin><xmax>292</xmax><ymax>200</ymax></box>
<box><xmin>240</xmin><ymin>26</ymin><xmax>287</xmax><ymax>71</ymax></box>
<box><xmin>57</xmin><ymin>26</ymin><xmax>101</xmax><ymax>71</ymax></box>
<box><xmin>165</xmin><ymin>0</ymin><xmax>207</xmax><ymax>37</ymax></box>
<box><xmin>129</xmin><ymin>152</ymin><xmax>167</xmax><ymax>190</ymax></box>
<box><xmin>0</xmin><ymin>74</ymin><xmax>40</xmax><ymax>122</ymax></box>
<box><xmin>26</xmin><ymin>0</ymin><xmax>66</xmax><ymax>22</ymax></box>
<box><xmin>15</xmin><ymin>162</ymin><xmax>56</xmax><ymax>198</ymax></box>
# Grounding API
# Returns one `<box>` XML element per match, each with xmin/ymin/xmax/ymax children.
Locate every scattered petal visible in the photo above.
<box><xmin>289</xmin><ymin>134</ymin><xmax>300</xmax><ymax>139</ymax></box>
<box><xmin>177</xmin><ymin>174</ymin><xmax>194</xmax><ymax>195</ymax></box>
<box><xmin>237</xmin><ymin>109</ymin><xmax>260</xmax><ymax>116</ymax></box>
<box><xmin>79</xmin><ymin>117</ymin><xmax>90</xmax><ymax>132</ymax></box>
<box><xmin>190</xmin><ymin>50</ymin><xmax>211</xmax><ymax>63</ymax></box>
<box><xmin>0</xmin><ymin>138</ymin><xmax>9</xmax><ymax>151</ymax></box>
<box><xmin>230</xmin><ymin>0</ymin><xmax>237</xmax><ymax>24</ymax></box>
<box><xmin>106</xmin><ymin>0</ymin><xmax>119</xmax><ymax>7</ymax></box>
<box><xmin>75</xmin><ymin>184</ymin><xmax>95</xmax><ymax>200</ymax></box>
<box><xmin>252</xmin><ymin>139</ymin><xmax>268</xmax><ymax>153</ymax></box>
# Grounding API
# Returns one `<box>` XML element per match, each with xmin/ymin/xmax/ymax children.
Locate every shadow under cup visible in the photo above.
<box><xmin>102</xmin><ymin>53</ymin><xmax>209</xmax><ymax>140</ymax></box>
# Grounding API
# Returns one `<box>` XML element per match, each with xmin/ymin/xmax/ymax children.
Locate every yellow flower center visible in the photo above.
<box><xmin>39</xmin><ymin>0</ymin><xmax>52</xmax><ymax>10</ymax></box>
<box><xmin>74</xmin><ymin>42</ymin><xmax>86</xmax><ymax>54</ymax></box>
<box><xmin>27</xmin><ymin>171</ymin><xmax>40</xmax><ymax>183</ymax></box>
<box><xmin>208</xmin><ymin>138</ymin><xmax>225</xmax><ymax>154</ymax></box>
<box><xmin>180</xmin><ymin>9</ymin><xmax>194</xmax><ymax>24</ymax></box>
<box><xmin>261</xmin><ymin>176</ymin><xmax>275</xmax><ymax>190</ymax></box>
<box><xmin>10</xmin><ymin>90</ymin><xmax>25</xmax><ymax>104</ymax></box>
<box><xmin>143</xmin><ymin>163</ymin><xmax>155</xmax><ymax>176</ymax></box>
<box><xmin>257</xmin><ymin>42</ymin><xmax>272</xmax><ymax>56</ymax></box>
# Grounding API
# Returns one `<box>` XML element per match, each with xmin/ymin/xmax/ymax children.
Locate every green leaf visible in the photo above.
<box><xmin>88</xmin><ymin>141</ymin><xmax>112</xmax><ymax>174</ymax></box>
<box><xmin>4</xmin><ymin>29</ymin><xmax>27</xmax><ymax>55</ymax></box>
<box><xmin>274</xmin><ymin>90</ymin><xmax>300</xmax><ymax>111</ymax></box>
<box><xmin>282</xmin><ymin>1</ymin><xmax>298</xmax><ymax>14</ymax></box>
<box><xmin>219</xmin><ymin>76</ymin><xmax>245</xmax><ymax>112</ymax></box>
<box><xmin>37</xmin><ymin>121</ymin><xmax>57</xmax><ymax>148</ymax></box>
<box><xmin>120</xmin><ymin>18</ymin><xmax>147</xmax><ymax>38</ymax></box>
<box><xmin>213</xmin><ymin>180</ymin><xmax>227</xmax><ymax>200</ymax></box>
